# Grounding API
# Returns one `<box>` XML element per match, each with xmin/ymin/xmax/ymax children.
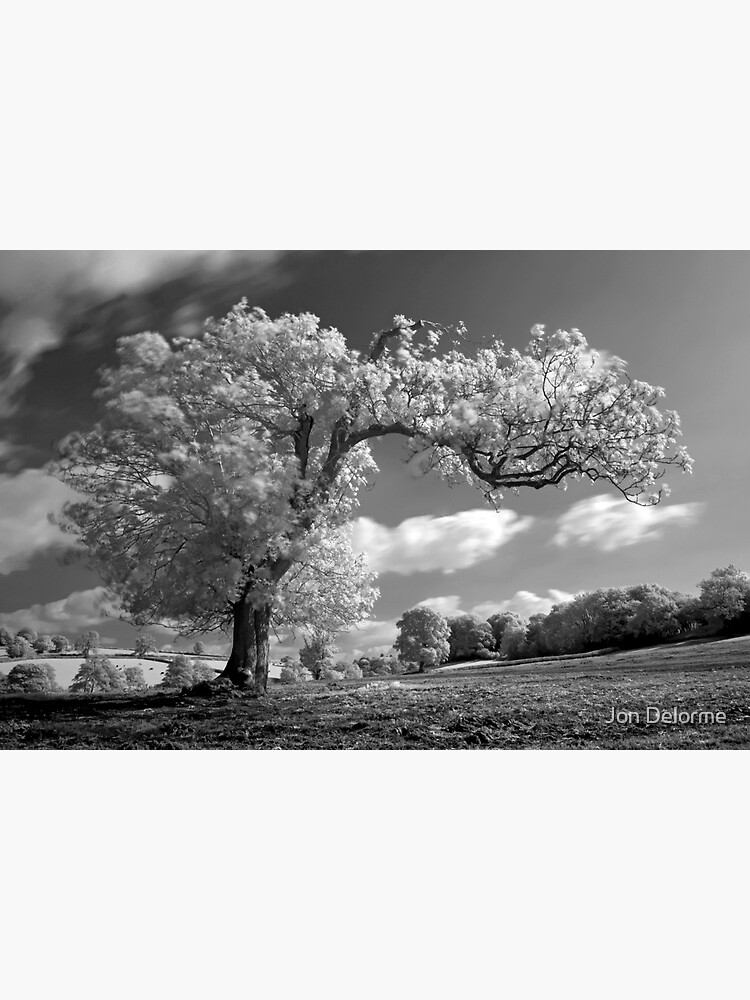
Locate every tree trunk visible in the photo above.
<box><xmin>221</xmin><ymin>596</ymin><xmax>272</xmax><ymax>694</ymax></box>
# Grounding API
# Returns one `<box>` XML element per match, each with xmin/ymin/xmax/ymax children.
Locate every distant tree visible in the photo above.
<box><xmin>0</xmin><ymin>626</ymin><xmax>14</xmax><ymax>648</ymax></box>
<box><xmin>674</xmin><ymin>593</ymin><xmax>705</xmax><ymax>632</ymax></box>
<box><xmin>447</xmin><ymin>613</ymin><xmax>495</xmax><ymax>660</ymax></box>
<box><xmin>394</xmin><ymin>606</ymin><xmax>450</xmax><ymax>672</ymax></box>
<box><xmin>487</xmin><ymin>612</ymin><xmax>526</xmax><ymax>651</ymax></box>
<box><xmin>193</xmin><ymin>641</ymin><xmax>206</xmax><ymax>656</ymax></box>
<box><xmin>626</xmin><ymin>584</ymin><xmax>683</xmax><ymax>643</ymax></box>
<box><xmin>6</xmin><ymin>637</ymin><xmax>36</xmax><ymax>660</ymax></box>
<box><xmin>300</xmin><ymin>632</ymin><xmax>338</xmax><ymax>681</ymax></box>
<box><xmin>500</xmin><ymin>618</ymin><xmax>529</xmax><ymax>659</ymax></box>
<box><xmin>33</xmin><ymin>635</ymin><xmax>54</xmax><ymax>654</ymax></box>
<box><xmin>158</xmin><ymin>654</ymin><xmax>195</xmax><ymax>690</ymax></box>
<box><xmin>0</xmin><ymin>671</ymin><xmax>7</xmax><ymax>691</ymax></box>
<box><xmin>342</xmin><ymin>662</ymin><xmax>363</xmax><ymax>680</ymax></box>
<box><xmin>524</xmin><ymin>614</ymin><xmax>549</xmax><ymax>657</ymax></box>
<box><xmin>123</xmin><ymin>665</ymin><xmax>148</xmax><ymax>692</ymax></box>
<box><xmin>698</xmin><ymin>566</ymin><xmax>750</xmax><ymax>632</ymax></box>
<box><xmin>50</xmin><ymin>634</ymin><xmax>71</xmax><ymax>653</ymax></box>
<box><xmin>133</xmin><ymin>634</ymin><xmax>157</xmax><ymax>657</ymax></box>
<box><xmin>6</xmin><ymin>662</ymin><xmax>59</xmax><ymax>693</ymax></box>
<box><xmin>75</xmin><ymin>631</ymin><xmax>100</xmax><ymax>656</ymax></box>
<box><xmin>16</xmin><ymin>627</ymin><xmax>38</xmax><ymax>644</ymax></box>
<box><xmin>70</xmin><ymin>655</ymin><xmax>127</xmax><ymax>694</ymax></box>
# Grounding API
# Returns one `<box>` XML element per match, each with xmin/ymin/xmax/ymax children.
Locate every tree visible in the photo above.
<box><xmin>158</xmin><ymin>654</ymin><xmax>195</xmax><ymax>690</ymax></box>
<box><xmin>53</xmin><ymin>308</ymin><xmax>691</xmax><ymax>692</ymax></box>
<box><xmin>33</xmin><ymin>635</ymin><xmax>54</xmax><ymax>654</ymax></box>
<box><xmin>193</xmin><ymin>641</ymin><xmax>206</xmax><ymax>655</ymax></box>
<box><xmin>446</xmin><ymin>613</ymin><xmax>495</xmax><ymax>660</ymax></box>
<box><xmin>394</xmin><ymin>606</ymin><xmax>450</xmax><ymax>672</ymax></box>
<box><xmin>299</xmin><ymin>632</ymin><xmax>337</xmax><ymax>681</ymax></box>
<box><xmin>70</xmin><ymin>655</ymin><xmax>127</xmax><ymax>694</ymax></box>
<box><xmin>16</xmin><ymin>627</ymin><xmax>38</xmax><ymax>644</ymax></box>
<box><xmin>75</xmin><ymin>631</ymin><xmax>100</xmax><ymax>656</ymax></box>
<box><xmin>626</xmin><ymin>584</ymin><xmax>683</xmax><ymax>643</ymax></box>
<box><xmin>123</xmin><ymin>665</ymin><xmax>148</xmax><ymax>691</ymax></box>
<box><xmin>698</xmin><ymin>566</ymin><xmax>750</xmax><ymax>632</ymax></box>
<box><xmin>487</xmin><ymin>612</ymin><xmax>525</xmax><ymax>651</ymax></box>
<box><xmin>500</xmin><ymin>618</ymin><xmax>529</xmax><ymax>659</ymax></box>
<box><xmin>50</xmin><ymin>634</ymin><xmax>71</xmax><ymax>653</ymax></box>
<box><xmin>133</xmin><ymin>634</ymin><xmax>157</xmax><ymax>657</ymax></box>
<box><xmin>0</xmin><ymin>626</ymin><xmax>14</xmax><ymax>648</ymax></box>
<box><xmin>6</xmin><ymin>637</ymin><xmax>35</xmax><ymax>660</ymax></box>
<box><xmin>6</xmin><ymin>662</ymin><xmax>59</xmax><ymax>693</ymax></box>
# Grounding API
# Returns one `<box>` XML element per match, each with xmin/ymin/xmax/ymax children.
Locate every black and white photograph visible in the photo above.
<box><xmin>1</xmin><ymin>250</ymin><xmax>748</xmax><ymax>749</ymax></box>
<box><xmin>3</xmin><ymin>3</ymin><xmax>747</xmax><ymax>996</ymax></box>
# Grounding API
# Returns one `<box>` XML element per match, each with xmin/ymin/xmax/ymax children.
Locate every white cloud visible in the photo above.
<box><xmin>470</xmin><ymin>589</ymin><xmax>576</xmax><ymax>620</ymax></box>
<box><xmin>0</xmin><ymin>586</ymin><xmax>121</xmax><ymax>635</ymax></box>
<box><xmin>351</xmin><ymin>508</ymin><xmax>534</xmax><ymax>575</ymax></box>
<box><xmin>552</xmin><ymin>495</ymin><xmax>706</xmax><ymax>552</ymax></box>
<box><xmin>0</xmin><ymin>468</ymin><xmax>80</xmax><ymax>574</ymax></box>
<box><xmin>417</xmin><ymin>595</ymin><xmax>464</xmax><ymax>616</ymax></box>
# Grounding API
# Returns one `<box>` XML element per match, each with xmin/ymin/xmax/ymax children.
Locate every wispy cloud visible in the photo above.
<box><xmin>552</xmin><ymin>495</ymin><xmax>706</xmax><ymax>552</ymax></box>
<box><xmin>0</xmin><ymin>586</ymin><xmax>120</xmax><ymax>635</ymax></box>
<box><xmin>0</xmin><ymin>468</ymin><xmax>80</xmax><ymax>573</ymax></box>
<box><xmin>470</xmin><ymin>589</ymin><xmax>576</xmax><ymax>620</ymax></box>
<box><xmin>351</xmin><ymin>509</ymin><xmax>534</xmax><ymax>576</ymax></box>
<box><xmin>0</xmin><ymin>250</ymin><xmax>283</xmax><ymax>415</ymax></box>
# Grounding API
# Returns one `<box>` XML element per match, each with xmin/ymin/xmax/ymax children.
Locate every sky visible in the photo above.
<box><xmin>1</xmin><ymin>249</ymin><xmax>748</xmax><ymax>665</ymax></box>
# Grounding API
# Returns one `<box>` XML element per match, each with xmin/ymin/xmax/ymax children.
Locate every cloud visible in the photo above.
<box><xmin>351</xmin><ymin>508</ymin><xmax>534</xmax><ymax>575</ymax></box>
<box><xmin>552</xmin><ymin>495</ymin><xmax>706</xmax><ymax>552</ymax></box>
<box><xmin>0</xmin><ymin>250</ymin><xmax>283</xmax><ymax>415</ymax></box>
<box><xmin>0</xmin><ymin>586</ymin><xmax>121</xmax><ymax>635</ymax></box>
<box><xmin>0</xmin><ymin>468</ymin><xmax>80</xmax><ymax>574</ymax></box>
<box><xmin>470</xmin><ymin>589</ymin><xmax>576</xmax><ymax>620</ymax></box>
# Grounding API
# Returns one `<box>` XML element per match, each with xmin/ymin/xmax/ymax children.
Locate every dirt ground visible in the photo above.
<box><xmin>2</xmin><ymin>636</ymin><xmax>750</xmax><ymax>749</ymax></box>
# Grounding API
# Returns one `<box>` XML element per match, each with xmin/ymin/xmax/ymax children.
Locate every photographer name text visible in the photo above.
<box><xmin>605</xmin><ymin>706</ymin><xmax>726</xmax><ymax>725</ymax></box>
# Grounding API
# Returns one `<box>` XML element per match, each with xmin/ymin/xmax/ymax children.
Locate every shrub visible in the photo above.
<box><xmin>279</xmin><ymin>663</ymin><xmax>312</xmax><ymax>684</ymax></box>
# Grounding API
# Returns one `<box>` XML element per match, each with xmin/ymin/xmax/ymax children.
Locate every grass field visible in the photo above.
<box><xmin>2</xmin><ymin>635</ymin><xmax>750</xmax><ymax>749</ymax></box>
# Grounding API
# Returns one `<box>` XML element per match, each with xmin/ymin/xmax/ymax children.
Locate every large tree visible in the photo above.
<box><xmin>53</xmin><ymin>307</ymin><xmax>691</xmax><ymax>692</ymax></box>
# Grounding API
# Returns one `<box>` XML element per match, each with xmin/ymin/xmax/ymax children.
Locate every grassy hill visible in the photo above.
<box><xmin>1</xmin><ymin>634</ymin><xmax>749</xmax><ymax>749</ymax></box>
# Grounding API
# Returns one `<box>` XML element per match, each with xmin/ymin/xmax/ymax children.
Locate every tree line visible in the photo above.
<box><xmin>390</xmin><ymin>564</ymin><xmax>750</xmax><ymax>669</ymax></box>
<box><xmin>0</xmin><ymin>627</ymin><xmax>218</xmax><ymax>694</ymax></box>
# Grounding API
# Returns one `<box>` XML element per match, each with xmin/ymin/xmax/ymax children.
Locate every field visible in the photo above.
<box><xmin>2</xmin><ymin>634</ymin><xmax>750</xmax><ymax>749</ymax></box>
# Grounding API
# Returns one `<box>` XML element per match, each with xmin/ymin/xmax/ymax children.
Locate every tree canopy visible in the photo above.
<box><xmin>53</xmin><ymin>306</ymin><xmax>691</xmax><ymax>691</ymax></box>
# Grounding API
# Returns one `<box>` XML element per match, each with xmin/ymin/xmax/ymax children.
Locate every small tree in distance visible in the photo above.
<box><xmin>193</xmin><ymin>641</ymin><xmax>206</xmax><ymax>656</ymax></box>
<box><xmin>50</xmin><ymin>634</ymin><xmax>71</xmax><ymax>653</ymax></box>
<box><xmin>70</xmin><ymin>655</ymin><xmax>126</xmax><ymax>694</ymax></box>
<box><xmin>6</xmin><ymin>637</ymin><xmax>36</xmax><ymax>660</ymax></box>
<box><xmin>133</xmin><ymin>634</ymin><xmax>157</xmax><ymax>657</ymax></box>
<box><xmin>75</xmin><ymin>631</ymin><xmax>100</xmax><ymax>656</ymax></box>
<box><xmin>395</xmin><ymin>606</ymin><xmax>450</xmax><ymax>672</ymax></box>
